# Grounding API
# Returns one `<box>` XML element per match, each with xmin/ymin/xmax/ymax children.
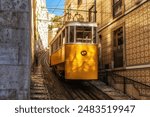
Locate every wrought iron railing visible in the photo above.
<box><xmin>100</xmin><ymin>70</ymin><xmax>150</xmax><ymax>98</ymax></box>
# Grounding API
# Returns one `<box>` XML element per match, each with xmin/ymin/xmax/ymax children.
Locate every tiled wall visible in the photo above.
<box><xmin>126</xmin><ymin>2</ymin><xmax>150</xmax><ymax>66</ymax></box>
<box><xmin>99</xmin><ymin>1</ymin><xmax>150</xmax><ymax>99</ymax></box>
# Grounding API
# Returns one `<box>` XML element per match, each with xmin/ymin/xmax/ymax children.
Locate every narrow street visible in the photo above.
<box><xmin>0</xmin><ymin>0</ymin><xmax>150</xmax><ymax>116</ymax></box>
<box><xmin>31</xmin><ymin>65</ymin><xmax>50</xmax><ymax>100</ymax></box>
<box><xmin>0</xmin><ymin>0</ymin><xmax>150</xmax><ymax>101</ymax></box>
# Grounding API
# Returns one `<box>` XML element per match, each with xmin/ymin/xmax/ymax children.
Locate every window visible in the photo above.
<box><xmin>52</xmin><ymin>40</ymin><xmax>57</xmax><ymax>53</ymax></box>
<box><xmin>76</xmin><ymin>26</ymin><xmax>92</xmax><ymax>43</ymax></box>
<box><xmin>55</xmin><ymin>40</ymin><xmax>58</xmax><ymax>50</ymax></box>
<box><xmin>113</xmin><ymin>27</ymin><xmax>123</xmax><ymax>47</ymax></box>
<box><xmin>70</xmin><ymin>26</ymin><xmax>74</xmax><ymax>43</ymax></box>
<box><xmin>113</xmin><ymin>27</ymin><xmax>124</xmax><ymax>68</ymax></box>
<box><xmin>66</xmin><ymin>27</ymin><xmax>68</xmax><ymax>43</ymax></box>
<box><xmin>58</xmin><ymin>35</ymin><xmax>61</xmax><ymax>47</ymax></box>
<box><xmin>113</xmin><ymin>0</ymin><xmax>123</xmax><ymax>18</ymax></box>
<box><xmin>78</xmin><ymin>0</ymin><xmax>82</xmax><ymax>6</ymax></box>
<box><xmin>62</xmin><ymin>29</ymin><xmax>65</xmax><ymax>44</ymax></box>
<box><xmin>51</xmin><ymin>43</ymin><xmax>54</xmax><ymax>53</ymax></box>
<box><xmin>93</xmin><ymin>27</ymin><xmax>97</xmax><ymax>43</ymax></box>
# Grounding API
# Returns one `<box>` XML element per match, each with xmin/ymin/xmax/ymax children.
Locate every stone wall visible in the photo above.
<box><xmin>0</xmin><ymin>0</ymin><xmax>31</xmax><ymax>99</ymax></box>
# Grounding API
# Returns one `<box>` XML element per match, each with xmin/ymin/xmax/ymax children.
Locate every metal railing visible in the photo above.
<box><xmin>99</xmin><ymin>70</ymin><xmax>150</xmax><ymax>97</ymax></box>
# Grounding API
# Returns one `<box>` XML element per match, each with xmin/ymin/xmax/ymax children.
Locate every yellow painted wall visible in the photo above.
<box><xmin>51</xmin><ymin>46</ymin><xmax>65</xmax><ymax>65</ymax></box>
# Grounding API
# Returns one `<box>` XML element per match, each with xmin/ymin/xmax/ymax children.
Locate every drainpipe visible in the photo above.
<box><xmin>94</xmin><ymin>0</ymin><xmax>97</xmax><ymax>22</ymax></box>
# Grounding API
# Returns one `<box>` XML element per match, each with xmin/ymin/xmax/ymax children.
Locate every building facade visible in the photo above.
<box><xmin>36</xmin><ymin>0</ymin><xmax>49</xmax><ymax>49</ymax></box>
<box><xmin>64</xmin><ymin>0</ymin><xmax>96</xmax><ymax>22</ymax></box>
<box><xmin>65</xmin><ymin>0</ymin><xmax>150</xmax><ymax>99</ymax></box>
<box><xmin>98</xmin><ymin>0</ymin><xmax>150</xmax><ymax>99</ymax></box>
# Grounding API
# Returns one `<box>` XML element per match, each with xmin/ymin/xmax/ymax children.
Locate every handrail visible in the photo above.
<box><xmin>111</xmin><ymin>72</ymin><xmax>150</xmax><ymax>88</ymax></box>
<box><xmin>99</xmin><ymin>70</ymin><xmax>150</xmax><ymax>97</ymax></box>
<box><xmin>109</xmin><ymin>71</ymin><xmax>150</xmax><ymax>97</ymax></box>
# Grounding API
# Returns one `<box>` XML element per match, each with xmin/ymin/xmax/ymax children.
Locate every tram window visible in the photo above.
<box><xmin>54</xmin><ymin>41</ymin><xmax>56</xmax><ymax>51</ymax></box>
<box><xmin>53</xmin><ymin>42</ymin><xmax>55</xmax><ymax>52</ymax></box>
<box><xmin>54</xmin><ymin>40</ymin><xmax>58</xmax><ymax>50</ymax></box>
<box><xmin>51</xmin><ymin>44</ymin><xmax>54</xmax><ymax>53</ymax></box>
<box><xmin>76</xmin><ymin>26</ymin><xmax>92</xmax><ymax>43</ymax></box>
<box><xmin>54</xmin><ymin>40</ymin><xmax>56</xmax><ymax>50</ymax></box>
<box><xmin>66</xmin><ymin>27</ymin><xmax>68</xmax><ymax>43</ymax></box>
<box><xmin>70</xmin><ymin>26</ymin><xmax>74</xmax><ymax>43</ymax></box>
<box><xmin>58</xmin><ymin>35</ymin><xmax>61</xmax><ymax>47</ymax></box>
<box><xmin>93</xmin><ymin>27</ymin><xmax>97</xmax><ymax>43</ymax></box>
<box><xmin>62</xmin><ymin>29</ymin><xmax>65</xmax><ymax>44</ymax></box>
<box><xmin>56</xmin><ymin>39</ymin><xmax>59</xmax><ymax>49</ymax></box>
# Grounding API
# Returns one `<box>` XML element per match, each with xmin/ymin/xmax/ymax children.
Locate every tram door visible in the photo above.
<box><xmin>113</xmin><ymin>27</ymin><xmax>124</xmax><ymax>68</ymax></box>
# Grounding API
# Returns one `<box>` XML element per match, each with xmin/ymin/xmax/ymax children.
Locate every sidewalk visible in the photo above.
<box><xmin>30</xmin><ymin>65</ymin><xmax>50</xmax><ymax>100</ymax></box>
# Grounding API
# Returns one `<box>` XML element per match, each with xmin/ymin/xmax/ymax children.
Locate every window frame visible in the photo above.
<box><xmin>112</xmin><ymin>0</ymin><xmax>123</xmax><ymax>18</ymax></box>
<box><xmin>78</xmin><ymin>0</ymin><xmax>82</xmax><ymax>6</ymax></box>
<box><xmin>76</xmin><ymin>26</ymin><xmax>97</xmax><ymax>44</ymax></box>
<box><xmin>112</xmin><ymin>24</ymin><xmax>126</xmax><ymax>70</ymax></box>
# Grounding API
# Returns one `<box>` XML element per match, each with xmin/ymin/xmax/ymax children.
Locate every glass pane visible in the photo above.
<box><xmin>62</xmin><ymin>29</ymin><xmax>65</xmax><ymax>44</ymax></box>
<box><xmin>51</xmin><ymin>44</ymin><xmax>53</xmax><ymax>53</ymax></box>
<box><xmin>54</xmin><ymin>41</ymin><xmax>56</xmax><ymax>51</ymax></box>
<box><xmin>70</xmin><ymin>26</ymin><xmax>74</xmax><ymax>42</ymax></box>
<box><xmin>93</xmin><ymin>27</ymin><xmax>97</xmax><ymax>43</ymax></box>
<box><xmin>66</xmin><ymin>27</ymin><xmax>68</xmax><ymax>43</ymax></box>
<box><xmin>59</xmin><ymin>36</ymin><xmax>61</xmax><ymax>47</ymax></box>
<box><xmin>76</xmin><ymin>26</ymin><xmax>92</xmax><ymax>43</ymax></box>
<box><xmin>55</xmin><ymin>40</ymin><xmax>58</xmax><ymax>50</ymax></box>
<box><xmin>113</xmin><ymin>27</ymin><xmax>124</xmax><ymax>68</ymax></box>
<box><xmin>113</xmin><ymin>0</ymin><xmax>122</xmax><ymax>17</ymax></box>
<box><xmin>114</xmin><ymin>0</ymin><xmax>120</xmax><ymax>3</ymax></box>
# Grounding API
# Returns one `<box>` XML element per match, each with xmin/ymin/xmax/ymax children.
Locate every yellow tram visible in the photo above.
<box><xmin>49</xmin><ymin>22</ymin><xmax>98</xmax><ymax>80</ymax></box>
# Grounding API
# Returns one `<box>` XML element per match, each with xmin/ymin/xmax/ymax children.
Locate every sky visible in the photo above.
<box><xmin>46</xmin><ymin>0</ymin><xmax>64</xmax><ymax>16</ymax></box>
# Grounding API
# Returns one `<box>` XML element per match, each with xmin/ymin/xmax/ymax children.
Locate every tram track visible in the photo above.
<box><xmin>41</xmin><ymin>51</ymin><xmax>104</xmax><ymax>100</ymax></box>
<box><xmin>41</xmin><ymin>53</ymin><xmax>109</xmax><ymax>100</ymax></box>
<box><xmin>39</xmin><ymin>50</ymin><xmax>131</xmax><ymax>100</ymax></box>
<box><xmin>40</xmin><ymin>51</ymin><xmax>108</xmax><ymax>100</ymax></box>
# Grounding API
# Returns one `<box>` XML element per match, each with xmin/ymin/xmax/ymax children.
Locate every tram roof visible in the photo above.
<box><xmin>65</xmin><ymin>21</ymin><xmax>97</xmax><ymax>27</ymax></box>
<box><xmin>50</xmin><ymin>21</ymin><xmax>97</xmax><ymax>45</ymax></box>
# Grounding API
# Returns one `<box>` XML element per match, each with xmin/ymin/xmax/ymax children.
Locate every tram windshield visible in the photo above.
<box><xmin>76</xmin><ymin>27</ymin><xmax>92</xmax><ymax>43</ymax></box>
<box><xmin>76</xmin><ymin>26</ymin><xmax>96</xmax><ymax>43</ymax></box>
<box><xmin>67</xmin><ymin>25</ymin><xmax>97</xmax><ymax>43</ymax></box>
